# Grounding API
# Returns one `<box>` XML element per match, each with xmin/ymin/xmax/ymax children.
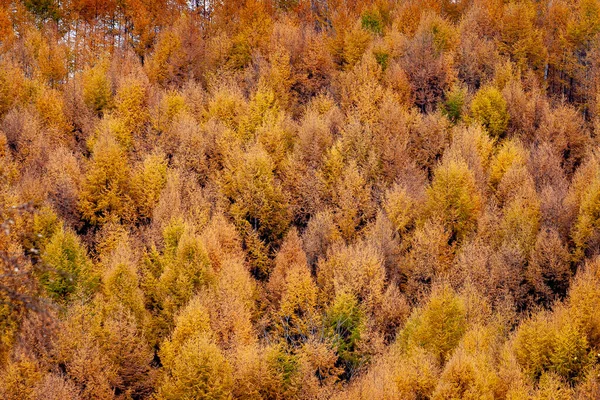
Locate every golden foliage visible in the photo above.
<box><xmin>78</xmin><ymin>133</ymin><xmax>135</xmax><ymax>226</ymax></box>
<box><xmin>398</xmin><ymin>285</ymin><xmax>467</xmax><ymax>363</ymax></box>
<box><xmin>157</xmin><ymin>334</ymin><xmax>233</xmax><ymax>400</ymax></box>
<box><xmin>82</xmin><ymin>61</ymin><xmax>113</xmax><ymax>115</ymax></box>
<box><xmin>424</xmin><ymin>157</ymin><xmax>481</xmax><ymax>242</ymax></box>
<box><xmin>3</xmin><ymin>2</ymin><xmax>600</xmax><ymax>398</ymax></box>
<box><xmin>470</xmin><ymin>86</ymin><xmax>509</xmax><ymax>138</ymax></box>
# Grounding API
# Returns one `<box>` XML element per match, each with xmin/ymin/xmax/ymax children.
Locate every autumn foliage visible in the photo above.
<box><xmin>2</xmin><ymin>0</ymin><xmax>600</xmax><ymax>398</ymax></box>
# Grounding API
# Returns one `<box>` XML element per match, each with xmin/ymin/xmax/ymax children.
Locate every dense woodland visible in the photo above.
<box><xmin>2</xmin><ymin>0</ymin><xmax>600</xmax><ymax>398</ymax></box>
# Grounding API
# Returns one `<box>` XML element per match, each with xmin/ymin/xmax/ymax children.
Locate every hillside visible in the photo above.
<box><xmin>1</xmin><ymin>0</ymin><xmax>600</xmax><ymax>398</ymax></box>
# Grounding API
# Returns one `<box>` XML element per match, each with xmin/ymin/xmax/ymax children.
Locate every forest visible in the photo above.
<box><xmin>1</xmin><ymin>0</ymin><xmax>600</xmax><ymax>398</ymax></box>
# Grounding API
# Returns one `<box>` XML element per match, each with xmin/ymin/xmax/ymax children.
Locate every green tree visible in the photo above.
<box><xmin>441</xmin><ymin>85</ymin><xmax>467</xmax><ymax>124</ymax></box>
<box><xmin>325</xmin><ymin>291</ymin><xmax>364</xmax><ymax>377</ymax></box>
<box><xmin>40</xmin><ymin>227</ymin><xmax>94</xmax><ymax>304</ymax></box>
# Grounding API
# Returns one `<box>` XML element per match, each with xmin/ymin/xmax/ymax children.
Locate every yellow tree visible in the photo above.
<box><xmin>78</xmin><ymin>133</ymin><xmax>135</xmax><ymax>226</ymax></box>
<box><xmin>220</xmin><ymin>145</ymin><xmax>291</xmax><ymax>246</ymax></box>
<box><xmin>131</xmin><ymin>152</ymin><xmax>168</xmax><ymax>222</ymax></box>
<box><xmin>470</xmin><ymin>86</ymin><xmax>509</xmax><ymax>138</ymax></box>
<box><xmin>424</xmin><ymin>158</ymin><xmax>481</xmax><ymax>243</ymax></box>
<box><xmin>268</xmin><ymin>230</ymin><xmax>318</xmax><ymax>344</ymax></box>
<box><xmin>398</xmin><ymin>285</ymin><xmax>467</xmax><ymax>364</ymax></box>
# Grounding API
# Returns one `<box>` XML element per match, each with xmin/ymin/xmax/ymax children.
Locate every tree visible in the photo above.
<box><xmin>318</xmin><ymin>146</ymin><xmax>374</xmax><ymax>241</ymax></box>
<box><xmin>54</xmin><ymin>302</ymin><xmax>155</xmax><ymax>398</ymax></box>
<box><xmin>269</xmin><ymin>230</ymin><xmax>317</xmax><ymax>344</ymax></box>
<box><xmin>572</xmin><ymin>170</ymin><xmax>600</xmax><ymax>261</ymax></box>
<box><xmin>441</xmin><ymin>84</ymin><xmax>467</xmax><ymax>124</ymax></box>
<box><xmin>469</xmin><ymin>86</ymin><xmax>509</xmax><ymax>138</ymax></box>
<box><xmin>39</xmin><ymin>226</ymin><xmax>94</xmax><ymax>304</ymax></box>
<box><xmin>220</xmin><ymin>145</ymin><xmax>291</xmax><ymax>245</ymax></box>
<box><xmin>35</xmin><ymin>87</ymin><xmax>72</xmax><ymax>142</ymax></box>
<box><xmin>131</xmin><ymin>152</ymin><xmax>168</xmax><ymax>222</ymax></box>
<box><xmin>317</xmin><ymin>240</ymin><xmax>385</xmax><ymax>308</ymax></box>
<box><xmin>424</xmin><ymin>158</ymin><xmax>481</xmax><ymax>243</ymax></box>
<box><xmin>114</xmin><ymin>77</ymin><xmax>149</xmax><ymax>141</ymax></box>
<box><xmin>498</xmin><ymin>1</ymin><xmax>547</xmax><ymax>73</ymax></box>
<box><xmin>146</xmin><ymin>30</ymin><xmax>185</xmax><ymax>87</ymax></box>
<box><xmin>489</xmin><ymin>139</ymin><xmax>527</xmax><ymax>191</ymax></box>
<box><xmin>526</xmin><ymin>228</ymin><xmax>571</xmax><ymax>307</ymax></box>
<box><xmin>325</xmin><ymin>291</ymin><xmax>364</xmax><ymax>379</ymax></box>
<box><xmin>514</xmin><ymin>307</ymin><xmax>591</xmax><ymax>383</ymax></box>
<box><xmin>340</xmin><ymin>21</ymin><xmax>371</xmax><ymax>69</ymax></box>
<box><xmin>0</xmin><ymin>204</ymin><xmax>56</xmax><ymax>364</ymax></box>
<box><xmin>23</xmin><ymin>0</ymin><xmax>61</xmax><ymax>22</ymax></box>
<box><xmin>82</xmin><ymin>61</ymin><xmax>113</xmax><ymax>116</ymax></box>
<box><xmin>398</xmin><ymin>285</ymin><xmax>467</xmax><ymax>364</ymax></box>
<box><xmin>361</xmin><ymin>7</ymin><xmax>384</xmax><ymax>35</ymax></box>
<box><xmin>0</xmin><ymin>357</ymin><xmax>43</xmax><ymax>400</ymax></box>
<box><xmin>78</xmin><ymin>133</ymin><xmax>135</xmax><ymax>226</ymax></box>
<box><xmin>384</xmin><ymin>184</ymin><xmax>416</xmax><ymax>235</ymax></box>
<box><xmin>102</xmin><ymin>238</ymin><xmax>147</xmax><ymax>324</ymax></box>
<box><xmin>157</xmin><ymin>334</ymin><xmax>233</xmax><ymax>400</ymax></box>
<box><xmin>122</xmin><ymin>0</ymin><xmax>187</xmax><ymax>63</ymax></box>
<box><xmin>155</xmin><ymin>223</ymin><xmax>214</xmax><ymax>333</ymax></box>
<box><xmin>499</xmin><ymin>180</ymin><xmax>541</xmax><ymax>256</ymax></box>
<box><xmin>159</xmin><ymin>295</ymin><xmax>212</xmax><ymax>370</ymax></box>
<box><xmin>401</xmin><ymin>17</ymin><xmax>455</xmax><ymax>112</ymax></box>
<box><xmin>567</xmin><ymin>259</ymin><xmax>600</xmax><ymax>348</ymax></box>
